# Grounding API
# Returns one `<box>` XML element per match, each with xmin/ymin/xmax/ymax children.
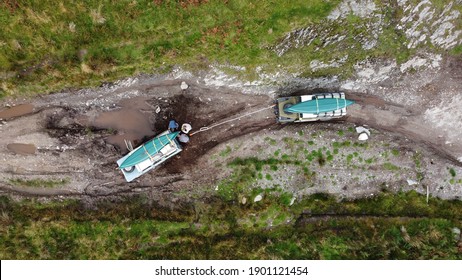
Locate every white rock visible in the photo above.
<box><xmin>407</xmin><ymin>179</ymin><xmax>419</xmax><ymax>186</ymax></box>
<box><xmin>358</xmin><ymin>132</ymin><xmax>369</xmax><ymax>141</ymax></box>
<box><xmin>289</xmin><ymin>197</ymin><xmax>296</xmax><ymax>206</ymax></box>
<box><xmin>254</xmin><ymin>194</ymin><xmax>263</xmax><ymax>202</ymax></box>
<box><xmin>180</xmin><ymin>81</ymin><xmax>188</xmax><ymax>90</ymax></box>
<box><xmin>452</xmin><ymin>227</ymin><xmax>460</xmax><ymax>235</ymax></box>
<box><xmin>155</xmin><ymin>106</ymin><xmax>161</xmax><ymax>114</ymax></box>
<box><xmin>356</xmin><ymin>126</ymin><xmax>371</xmax><ymax>136</ymax></box>
<box><xmin>453</xmin><ymin>227</ymin><xmax>461</xmax><ymax>241</ymax></box>
<box><xmin>241</xmin><ymin>197</ymin><xmax>247</xmax><ymax>204</ymax></box>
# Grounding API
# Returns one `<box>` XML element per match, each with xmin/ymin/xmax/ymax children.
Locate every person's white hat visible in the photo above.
<box><xmin>181</xmin><ymin>123</ymin><xmax>192</xmax><ymax>133</ymax></box>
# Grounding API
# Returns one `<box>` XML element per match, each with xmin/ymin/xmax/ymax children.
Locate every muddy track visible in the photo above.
<box><xmin>1</xmin><ymin>63</ymin><xmax>462</xmax><ymax>199</ymax></box>
<box><xmin>345</xmin><ymin>92</ymin><xmax>462</xmax><ymax>167</ymax></box>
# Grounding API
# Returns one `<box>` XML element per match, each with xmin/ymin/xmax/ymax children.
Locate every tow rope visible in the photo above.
<box><xmin>189</xmin><ymin>105</ymin><xmax>274</xmax><ymax>136</ymax></box>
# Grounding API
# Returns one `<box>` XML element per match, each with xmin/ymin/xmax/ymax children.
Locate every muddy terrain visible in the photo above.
<box><xmin>0</xmin><ymin>56</ymin><xmax>462</xmax><ymax>204</ymax></box>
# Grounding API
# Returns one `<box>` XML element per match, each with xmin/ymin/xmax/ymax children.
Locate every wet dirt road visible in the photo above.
<box><xmin>0</xmin><ymin>58</ymin><xmax>461</xmax><ymax>201</ymax></box>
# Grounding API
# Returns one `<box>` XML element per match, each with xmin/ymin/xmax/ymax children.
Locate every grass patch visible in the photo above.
<box><xmin>264</xmin><ymin>137</ymin><xmax>277</xmax><ymax>146</ymax></box>
<box><xmin>219</xmin><ymin>145</ymin><xmax>232</xmax><ymax>157</ymax></box>
<box><xmin>450</xmin><ymin>44</ymin><xmax>462</xmax><ymax>55</ymax></box>
<box><xmin>283</xmin><ymin>137</ymin><xmax>304</xmax><ymax>151</ymax></box>
<box><xmin>449</xmin><ymin>168</ymin><xmax>456</xmax><ymax>177</ymax></box>
<box><xmin>0</xmin><ymin>0</ymin><xmax>340</xmax><ymax>96</ymax></box>
<box><xmin>274</xmin><ymin>149</ymin><xmax>281</xmax><ymax>157</ymax></box>
<box><xmin>346</xmin><ymin>154</ymin><xmax>354</xmax><ymax>164</ymax></box>
<box><xmin>365</xmin><ymin>157</ymin><xmax>375</xmax><ymax>164</ymax></box>
<box><xmin>217</xmin><ymin>156</ymin><xmax>302</xmax><ymax>201</ymax></box>
<box><xmin>1</xmin><ymin>190</ymin><xmax>462</xmax><ymax>259</ymax></box>
<box><xmin>383</xmin><ymin>162</ymin><xmax>400</xmax><ymax>171</ymax></box>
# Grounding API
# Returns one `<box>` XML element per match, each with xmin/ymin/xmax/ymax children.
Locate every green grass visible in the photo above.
<box><xmin>219</xmin><ymin>145</ymin><xmax>232</xmax><ymax>157</ymax></box>
<box><xmin>274</xmin><ymin>149</ymin><xmax>281</xmax><ymax>157</ymax></box>
<box><xmin>216</xmin><ymin>155</ymin><xmax>307</xmax><ymax>201</ymax></box>
<box><xmin>449</xmin><ymin>168</ymin><xmax>456</xmax><ymax>177</ymax></box>
<box><xmin>450</xmin><ymin>45</ymin><xmax>462</xmax><ymax>55</ymax></box>
<box><xmin>264</xmin><ymin>137</ymin><xmax>277</xmax><ymax>146</ymax></box>
<box><xmin>0</xmin><ymin>0</ymin><xmax>340</xmax><ymax>96</ymax></box>
<box><xmin>8</xmin><ymin>178</ymin><xmax>69</xmax><ymax>188</ymax></box>
<box><xmin>346</xmin><ymin>154</ymin><xmax>354</xmax><ymax>164</ymax></box>
<box><xmin>1</xmin><ymin>190</ymin><xmax>462</xmax><ymax>259</ymax></box>
<box><xmin>383</xmin><ymin>162</ymin><xmax>400</xmax><ymax>171</ymax></box>
<box><xmin>2</xmin><ymin>0</ymin><xmax>460</xmax><ymax>98</ymax></box>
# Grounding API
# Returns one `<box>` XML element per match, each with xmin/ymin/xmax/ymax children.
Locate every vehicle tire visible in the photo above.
<box><xmin>123</xmin><ymin>166</ymin><xmax>135</xmax><ymax>173</ymax></box>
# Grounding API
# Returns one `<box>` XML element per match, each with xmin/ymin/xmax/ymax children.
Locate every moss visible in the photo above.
<box><xmin>383</xmin><ymin>162</ymin><xmax>400</xmax><ymax>171</ymax></box>
<box><xmin>219</xmin><ymin>146</ymin><xmax>232</xmax><ymax>157</ymax></box>
<box><xmin>2</xmin><ymin>190</ymin><xmax>462</xmax><ymax>259</ymax></box>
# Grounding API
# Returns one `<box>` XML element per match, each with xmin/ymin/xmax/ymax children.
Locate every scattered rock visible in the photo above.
<box><xmin>155</xmin><ymin>106</ymin><xmax>161</xmax><ymax>114</ymax></box>
<box><xmin>356</xmin><ymin>126</ymin><xmax>371</xmax><ymax>136</ymax></box>
<box><xmin>78</xmin><ymin>49</ymin><xmax>87</xmax><ymax>61</ymax></box>
<box><xmin>453</xmin><ymin>227</ymin><xmax>461</xmax><ymax>241</ymax></box>
<box><xmin>358</xmin><ymin>132</ymin><xmax>369</xmax><ymax>141</ymax></box>
<box><xmin>180</xmin><ymin>81</ymin><xmax>189</xmax><ymax>90</ymax></box>
<box><xmin>241</xmin><ymin>197</ymin><xmax>247</xmax><ymax>204</ymax></box>
<box><xmin>289</xmin><ymin>197</ymin><xmax>296</xmax><ymax>206</ymax></box>
<box><xmin>328</xmin><ymin>0</ymin><xmax>377</xmax><ymax>20</ymax></box>
<box><xmin>69</xmin><ymin>22</ymin><xmax>76</xmax><ymax>33</ymax></box>
<box><xmin>400</xmin><ymin>225</ymin><xmax>411</xmax><ymax>242</ymax></box>
<box><xmin>254</xmin><ymin>194</ymin><xmax>263</xmax><ymax>202</ymax></box>
<box><xmin>407</xmin><ymin>179</ymin><xmax>419</xmax><ymax>186</ymax></box>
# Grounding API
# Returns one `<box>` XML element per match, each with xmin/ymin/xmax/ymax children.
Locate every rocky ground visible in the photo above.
<box><xmin>0</xmin><ymin>52</ymin><xmax>461</xmax><ymax>205</ymax></box>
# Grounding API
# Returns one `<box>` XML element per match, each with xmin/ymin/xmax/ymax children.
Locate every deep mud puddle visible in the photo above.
<box><xmin>80</xmin><ymin>97</ymin><xmax>156</xmax><ymax>153</ymax></box>
<box><xmin>0</xmin><ymin>104</ymin><xmax>34</xmax><ymax>120</ymax></box>
<box><xmin>7</xmin><ymin>143</ymin><xmax>37</xmax><ymax>155</ymax></box>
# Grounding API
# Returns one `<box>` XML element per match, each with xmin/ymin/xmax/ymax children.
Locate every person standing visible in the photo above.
<box><xmin>168</xmin><ymin>120</ymin><xmax>179</xmax><ymax>132</ymax></box>
<box><xmin>177</xmin><ymin>123</ymin><xmax>192</xmax><ymax>143</ymax></box>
